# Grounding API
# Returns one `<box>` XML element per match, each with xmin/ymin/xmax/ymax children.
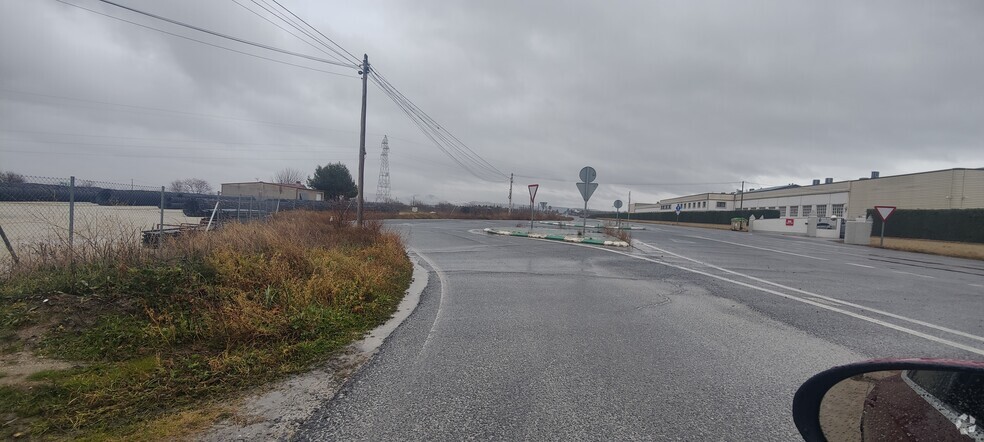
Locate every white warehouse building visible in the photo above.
<box><xmin>631</xmin><ymin>168</ymin><xmax>984</xmax><ymax>219</ymax></box>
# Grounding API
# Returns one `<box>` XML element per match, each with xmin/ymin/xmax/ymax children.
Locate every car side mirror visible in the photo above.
<box><xmin>793</xmin><ymin>359</ymin><xmax>984</xmax><ymax>441</ymax></box>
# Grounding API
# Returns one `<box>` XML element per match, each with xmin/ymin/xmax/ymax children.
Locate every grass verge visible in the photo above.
<box><xmin>869</xmin><ymin>237</ymin><xmax>984</xmax><ymax>261</ymax></box>
<box><xmin>0</xmin><ymin>211</ymin><xmax>412</xmax><ymax>440</ymax></box>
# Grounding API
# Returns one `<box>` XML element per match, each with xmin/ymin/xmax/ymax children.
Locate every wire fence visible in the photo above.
<box><xmin>0</xmin><ymin>175</ymin><xmax>407</xmax><ymax>272</ymax></box>
<box><xmin>0</xmin><ymin>175</ymin><xmax>304</xmax><ymax>271</ymax></box>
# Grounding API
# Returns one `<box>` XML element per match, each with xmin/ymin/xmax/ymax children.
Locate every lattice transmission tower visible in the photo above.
<box><xmin>375</xmin><ymin>135</ymin><xmax>391</xmax><ymax>202</ymax></box>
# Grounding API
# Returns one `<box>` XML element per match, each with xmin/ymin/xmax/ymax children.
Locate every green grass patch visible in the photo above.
<box><xmin>0</xmin><ymin>212</ymin><xmax>412</xmax><ymax>440</ymax></box>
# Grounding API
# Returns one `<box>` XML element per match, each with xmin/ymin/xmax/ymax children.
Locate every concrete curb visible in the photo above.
<box><xmin>484</xmin><ymin>228</ymin><xmax>629</xmax><ymax>247</ymax></box>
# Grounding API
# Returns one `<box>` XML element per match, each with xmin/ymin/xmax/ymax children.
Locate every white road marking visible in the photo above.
<box><xmin>969</xmin><ymin>283</ymin><xmax>984</xmax><ymax>288</ymax></box>
<box><xmin>845</xmin><ymin>263</ymin><xmax>876</xmax><ymax>269</ymax></box>
<box><xmin>891</xmin><ymin>270</ymin><xmax>935</xmax><ymax>279</ymax></box>
<box><xmin>472</xmin><ymin>227</ymin><xmax>984</xmax><ymax>354</ymax></box>
<box><xmin>669</xmin><ymin>238</ymin><xmax>696</xmax><ymax>244</ymax></box>
<box><xmin>633</xmin><ymin>241</ymin><xmax>984</xmax><ymax>347</ymax></box>
<box><xmin>686</xmin><ymin>235</ymin><xmax>829</xmax><ymax>261</ymax></box>
<box><xmin>413</xmin><ymin>249</ymin><xmax>450</xmax><ymax>354</ymax></box>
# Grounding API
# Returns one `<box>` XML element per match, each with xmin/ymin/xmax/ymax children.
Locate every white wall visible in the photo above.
<box><xmin>741</xmin><ymin>192</ymin><xmax>849</xmax><ymax>217</ymax></box>
<box><xmin>749</xmin><ymin>217</ymin><xmax>809</xmax><ymax>234</ymax></box>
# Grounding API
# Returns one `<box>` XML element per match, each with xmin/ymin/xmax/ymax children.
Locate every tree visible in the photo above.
<box><xmin>308</xmin><ymin>163</ymin><xmax>357</xmax><ymax>200</ymax></box>
<box><xmin>169</xmin><ymin>178</ymin><xmax>213</xmax><ymax>194</ymax></box>
<box><xmin>0</xmin><ymin>171</ymin><xmax>25</xmax><ymax>183</ymax></box>
<box><xmin>273</xmin><ymin>168</ymin><xmax>304</xmax><ymax>185</ymax></box>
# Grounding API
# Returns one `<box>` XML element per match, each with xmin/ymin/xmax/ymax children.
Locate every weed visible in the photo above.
<box><xmin>0</xmin><ymin>210</ymin><xmax>411</xmax><ymax>439</ymax></box>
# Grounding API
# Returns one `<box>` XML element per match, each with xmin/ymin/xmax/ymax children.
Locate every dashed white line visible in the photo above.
<box><xmin>969</xmin><ymin>283</ymin><xmax>984</xmax><ymax>289</ymax></box>
<box><xmin>845</xmin><ymin>263</ymin><xmax>876</xmax><ymax>269</ymax></box>
<box><xmin>686</xmin><ymin>235</ymin><xmax>829</xmax><ymax>261</ymax></box>
<box><xmin>891</xmin><ymin>270</ymin><xmax>935</xmax><ymax>279</ymax></box>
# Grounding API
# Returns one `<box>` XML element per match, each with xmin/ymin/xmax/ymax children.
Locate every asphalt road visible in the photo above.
<box><xmin>295</xmin><ymin>220</ymin><xmax>984</xmax><ymax>441</ymax></box>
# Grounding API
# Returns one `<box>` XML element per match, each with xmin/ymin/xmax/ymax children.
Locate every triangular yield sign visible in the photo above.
<box><xmin>528</xmin><ymin>184</ymin><xmax>539</xmax><ymax>201</ymax></box>
<box><xmin>874</xmin><ymin>206</ymin><xmax>896</xmax><ymax>221</ymax></box>
<box><xmin>576</xmin><ymin>182</ymin><xmax>598</xmax><ymax>201</ymax></box>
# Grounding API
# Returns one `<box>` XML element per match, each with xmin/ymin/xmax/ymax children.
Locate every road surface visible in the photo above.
<box><xmin>295</xmin><ymin>220</ymin><xmax>984</xmax><ymax>441</ymax></box>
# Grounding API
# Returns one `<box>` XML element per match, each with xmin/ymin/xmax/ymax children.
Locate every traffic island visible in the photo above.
<box><xmin>483</xmin><ymin>227</ymin><xmax>630</xmax><ymax>247</ymax></box>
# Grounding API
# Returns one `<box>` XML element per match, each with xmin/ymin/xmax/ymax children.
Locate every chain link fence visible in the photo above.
<box><xmin>0</xmin><ymin>175</ymin><xmax>372</xmax><ymax>272</ymax></box>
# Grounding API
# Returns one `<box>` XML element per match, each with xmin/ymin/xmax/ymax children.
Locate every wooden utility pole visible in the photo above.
<box><xmin>356</xmin><ymin>54</ymin><xmax>369</xmax><ymax>227</ymax></box>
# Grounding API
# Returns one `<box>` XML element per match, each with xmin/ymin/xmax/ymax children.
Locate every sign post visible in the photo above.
<box><xmin>528</xmin><ymin>184</ymin><xmax>539</xmax><ymax>231</ymax></box>
<box><xmin>614</xmin><ymin>199</ymin><xmax>623</xmax><ymax>228</ymax></box>
<box><xmin>576</xmin><ymin>167</ymin><xmax>598</xmax><ymax>236</ymax></box>
<box><xmin>675</xmin><ymin>204</ymin><xmax>682</xmax><ymax>224</ymax></box>
<box><xmin>874</xmin><ymin>206</ymin><xmax>896</xmax><ymax>247</ymax></box>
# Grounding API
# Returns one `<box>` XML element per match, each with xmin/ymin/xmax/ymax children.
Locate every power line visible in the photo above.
<box><xmin>85</xmin><ymin>0</ymin><xmax>359</xmax><ymax>69</ymax></box>
<box><xmin>0</xmin><ymin>129</ymin><xmax>345</xmax><ymax>148</ymax></box>
<box><xmin>0</xmin><ymin>148</ymin><xmax>357</xmax><ymax>161</ymax></box>
<box><xmin>265</xmin><ymin>0</ymin><xmax>362</xmax><ymax>64</ymax></box>
<box><xmin>368</xmin><ymin>70</ymin><xmax>507</xmax><ymax>182</ymax></box>
<box><xmin>51</xmin><ymin>0</ymin><xmax>359</xmax><ymax>77</ymax></box>
<box><xmin>1</xmin><ymin>89</ymin><xmax>339</xmax><ymax>130</ymax></box>
<box><xmin>372</xmin><ymin>71</ymin><xmax>506</xmax><ymax>178</ymax></box>
<box><xmin>0</xmin><ymin>137</ymin><xmax>354</xmax><ymax>154</ymax></box>
<box><xmin>228</xmin><ymin>0</ymin><xmax>350</xmax><ymax>65</ymax></box>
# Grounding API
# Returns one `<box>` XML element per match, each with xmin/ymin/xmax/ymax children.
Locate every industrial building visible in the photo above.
<box><xmin>220</xmin><ymin>181</ymin><xmax>324</xmax><ymax>201</ymax></box>
<box><xmin>631</xmin><ymin>168</ymin><xmax>984</xmax><ymax>219</ymax></box>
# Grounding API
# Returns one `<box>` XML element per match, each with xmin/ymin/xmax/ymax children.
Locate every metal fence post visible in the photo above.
<box><xmin>68</xmin><ymin>176</ymin><xmax>75</xmax><ymax>250</ymax></box>
<box><xmin>159</xmin><ymin>186</ymin><xmax>165</xmax><ymax>243</ymax></box>
<box><xmin>237</xmin><ymin>196</ymin><xmax>242</xmax><ymax>222</ymax></box>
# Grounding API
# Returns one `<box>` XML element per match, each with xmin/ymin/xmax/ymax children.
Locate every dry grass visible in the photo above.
<box><xmin>0</xmin><ymin>211</ymin><xmax>412</xmax><ymax>439</ymax></box>
<box><xmin>869</xmin><ymin>237</ymin><xmax>984</xmax><ymax>261</ymax></box>
<box><xmin>602</xmin><ymin>226</ymin><xmax>632</xmax><ymax>242</ymax></box>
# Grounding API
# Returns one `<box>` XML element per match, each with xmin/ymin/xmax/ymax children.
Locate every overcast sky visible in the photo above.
<box><xmin>1</xmin><ymin>0</ymin><xmax>982</xmax><ymax>208</ymax></box>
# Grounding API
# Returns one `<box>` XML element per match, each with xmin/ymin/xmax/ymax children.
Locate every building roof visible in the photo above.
<box><xmin>221</xmin><ymin>181</ymin><xmax>315</xmax><ymax>190</ymax></box>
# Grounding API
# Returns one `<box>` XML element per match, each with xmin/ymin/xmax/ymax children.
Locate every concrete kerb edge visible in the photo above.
<box><xmin>483</xmin><ymin>227</ymin><xmax>629</xmax><ymax>247</ymax></box>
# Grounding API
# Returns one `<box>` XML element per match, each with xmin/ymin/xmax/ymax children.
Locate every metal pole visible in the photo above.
<box><xmin>0</xmin><ymin>224</ymin><xmax>19</xmax><ymax>264</ymax></box>
<box><xmin>582</xmin><ymin>200</ymin><xmax>588</xmax><ymax>236</ymax></box>
<box><xmin>68</xmin><ymin>176</ymin><xmax>75</xmax><ymax>250</ymax></box>
<box><xmin>159</xmin><ymin>186</ymin><xmax>165</xmax><ymax>243</ymax></box>
<box><xmin>237</xmin><ymin>196</ymin><xmax>242</xmax><ymax>222</ymax></box>
<box><xmin>880</xmin><ymin>221</ymin><xmax>886</xmax><ymax>247</ymax></box>
<box><xmin>356</xmin><ymin>54</ymin><xmax>369</xmax><ymax>227</ymax></box>
<box><xmin>739</xmin><ymin>180</ymin><xmax>745</xmax><ymax>210</ymax></box>
<box><xmin>627</xmin><ymin>191</ymin><xmax>631</xmax><ymax>222</ymax></box>
<box><xmin>616</xmin><ymin>208</ymin><xmax>620</xmax><ymax>227</ymax></box>
<box><xmin>530</xmin><ymin>201</ymin><xmax>535</xmax><ymax>231</ymax></box>
<box><xmin>508</xmin><ymin>173</ymin><xmax>513</xmax><ymax>216</ymax></box>
<box><xmin>206</xmin><ymin>200</ymin><xmax>220</xmax><ymax>231</ymax></box>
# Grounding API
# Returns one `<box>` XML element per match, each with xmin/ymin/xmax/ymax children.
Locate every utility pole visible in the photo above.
<box><xmin>627</xmin><ymin>191</ymin><xmax>631</xmax><ymax>222</ymax></box>
<box><xmin>739</xmin><ymin>180</ymin><xmax>745</xmax><ymax>210</ymax></box>
<box><xmin>508</xmin><ymin>173</ymin><xmax>514</xmax><ymax>216</ymax></box>
<box><xmin>356</xmin><ymin>54</ymin><xmax>369</xmax><ymax>227</ymax></box>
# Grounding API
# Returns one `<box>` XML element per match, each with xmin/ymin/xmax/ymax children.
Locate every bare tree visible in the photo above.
<box><xmin>169</xmin><ymin>179</ymin><xmax>189</xmax><ymax>193</ymax></box>
<box><xmin>0</xmin><ymin>171</ymin><xmax>25</xmax><ymax>183</ymax></box>
<box><xmin>168</xmin><ymin>178</ymin><xmax>213</xmax><ymax>194</ymax></box>
<box><xmin>273</xmin><ymin>168</ymin><xmax>304</xmax><ymax>185</ymax></box>
<box><xmin>185</xmin><ymin>178</ymin><xmax>213</xmax><ymax>194</ymax></box>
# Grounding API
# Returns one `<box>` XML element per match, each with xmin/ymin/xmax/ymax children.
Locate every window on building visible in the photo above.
<box><xmin>802</xmin><ymin>205</ymin><xmax>812</xmax><ymax>217</ymax></box>
<box><xmin>779</xmin><ymin>206</ymin><xmax>786</xmax><ymax>217</ymax></box>
<box><xmin>816</xmin><ymin>204</ymin><xmax>828</xmax><ymax>217</ymax></box>
<box><xmin>702</xmin><ymin>201</ymin><xmax>707</xmax><ymax>208</ymax></box>
<box><xmin>768</xmin><ymin>206</ymin><xmax>775</xmax><ymax>210</ymax></box>
<box><xmin>789</xmin><ymin>206</ymin><xmax>799</xmax><ymax>217</ymax></box>
<box><xmin>716</xmin><ymin>201</ymin><xmax>726</xmax><ymax>208</ymax></box>
<box><xmin>832</xmin><ymin>204</ymin><xmax>844</xmax><ymax>217</ymax></box>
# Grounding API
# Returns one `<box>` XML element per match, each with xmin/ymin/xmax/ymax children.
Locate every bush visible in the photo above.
<box><xmin>867</xmin><ymin>208</ymin><xmax>984</xmax><ymax>243</ymax></box>
<box><xmin>591</xmin><ymin>209</ymin><xmax>780</xmax><ymax>225</ymax></box>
